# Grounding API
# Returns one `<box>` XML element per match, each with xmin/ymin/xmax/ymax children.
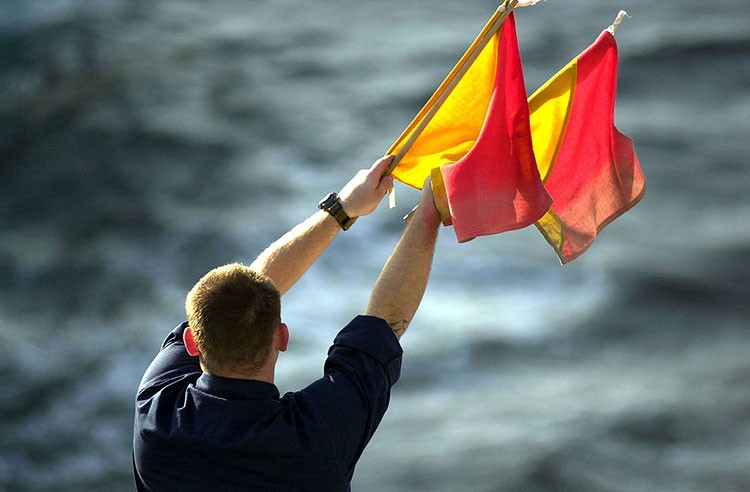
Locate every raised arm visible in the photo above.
<box><xmin>250</xmin><ymin>156</ymin><xmax>394</xmax><ymax>295</ymax></box>
<box><xmin>364</xmin><ymin>179</ymin><xmax>441</xmax><ymax>339</ymax></box>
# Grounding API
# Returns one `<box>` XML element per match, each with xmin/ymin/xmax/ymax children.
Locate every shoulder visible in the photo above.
<box><xmin>137</xmin><ymin>321</ymin><xmax>201</xmax><ymax>399</ymax></box>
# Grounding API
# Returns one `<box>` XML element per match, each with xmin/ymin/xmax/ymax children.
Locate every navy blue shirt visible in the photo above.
<box><xmin>133</xmin><ymin>315</ymin><xmax>402</xmax><ymax>491</ymax></box>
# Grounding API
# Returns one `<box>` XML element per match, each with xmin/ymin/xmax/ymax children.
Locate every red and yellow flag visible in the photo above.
<box><xmin>388</xmin><ymin>12</ymin><xmax>552</xmax><ymax>242</ymax></box>
<box><xmin>387</xmin><ymin>8</ymin><xmax>645</xmax><ymax>262</ymax></box>
<box><xmin>529</xmin><ymin>29</ymin><xmax>646</xmax><ymax>263</ymax></box>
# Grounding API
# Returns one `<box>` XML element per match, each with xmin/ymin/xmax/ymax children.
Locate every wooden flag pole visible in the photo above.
<box><xmin>385</xmin><ymin>0</ymin><xmax>519</xmax><ymax>176</ymax></box>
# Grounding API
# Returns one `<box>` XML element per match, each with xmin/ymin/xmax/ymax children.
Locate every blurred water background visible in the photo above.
<box><xmin>1</xmin><ymin>0</ymin><xmax>749</xmax><ymax>490</ymax></box>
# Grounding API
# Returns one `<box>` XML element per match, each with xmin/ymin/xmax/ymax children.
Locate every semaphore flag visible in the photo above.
<box><xmin>529</xmin><ymin>27</ymin><xmax>646</xmax><ymax>263</ymax></box>
<box><xmin>387</xmin><ymin>5</ymin><xmax>645</xmax><ymax>263</ymax></box>
<box><xmin>388</xmin><ymin>10</ymin><xmax>552</xmax><ymax>242</ymax></box>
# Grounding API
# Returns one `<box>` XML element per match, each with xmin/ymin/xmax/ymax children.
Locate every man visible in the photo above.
<box><xmin>133</xmin><ymin>155</ymin><xmax>441</xmax><ymax>491</ymax></box>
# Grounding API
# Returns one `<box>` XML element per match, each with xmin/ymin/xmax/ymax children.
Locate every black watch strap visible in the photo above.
<box><xmin>318</xmin><ymin>193</ymin><xmax>357</xmax><ymax>231</ymax></box>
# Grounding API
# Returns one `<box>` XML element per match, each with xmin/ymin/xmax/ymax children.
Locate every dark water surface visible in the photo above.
<box><xmin>1</xmin><ymin>0</ymin><xmax>749</xmax><ymax>490</ymax></box>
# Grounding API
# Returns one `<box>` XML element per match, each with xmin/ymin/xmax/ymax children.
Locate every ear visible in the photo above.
<box><xmin>274</xmin><ymin>323</ymin><xmax>289</xmax><ymax>352</ymax></box>
<box><xmin>183</xmin><ymin>327</ymin><xmax>200</xmax><ymax>357</ymax></box>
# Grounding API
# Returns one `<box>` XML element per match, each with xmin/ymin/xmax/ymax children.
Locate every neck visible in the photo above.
<box><xmin>200</xmin><ymin>355</ymin><xmax>277</xmax><ymax>384</ymax></box>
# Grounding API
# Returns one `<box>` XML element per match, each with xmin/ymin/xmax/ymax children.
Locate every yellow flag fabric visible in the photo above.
<box><xmin>387</xmin><ymin>10</ymin><xmax>503</xmax><ymax>189</ymax></box>
<box><xmin>528</xmin><ymin>60</ymin><xmax>577</xmax><ymax>182</ymax></box>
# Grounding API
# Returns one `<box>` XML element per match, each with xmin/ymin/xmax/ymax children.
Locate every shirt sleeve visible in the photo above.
<box><xmin>137</xmin><ymin>321</ymin><xmax>201</xmax><ymax>395</ymax></box>
<box><xmin>289</xmin><ymin>315</ymin><xmax>403</xmax><ymax>480</ymax></box>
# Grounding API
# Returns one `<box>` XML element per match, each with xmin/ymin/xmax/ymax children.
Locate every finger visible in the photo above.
<box><xmin>376</xmin><ymin>175</ymin><xmax>394</xmax><ymax>196</ymax></box>
<box><xmin>417</xmin><ymin>176</ymin><xmax>433</xmax><ymax>202</ymax></box>
<box><xmin>370</xmin><ymin>155</ymin><xmax>394</xmax><ymax>176</ymax></box>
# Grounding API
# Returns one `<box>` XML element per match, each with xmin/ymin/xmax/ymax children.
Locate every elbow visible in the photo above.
<box><xmin>364</xmin><ymin>307</ymin><xmax>410</xmax><ymax>340</ymax></box>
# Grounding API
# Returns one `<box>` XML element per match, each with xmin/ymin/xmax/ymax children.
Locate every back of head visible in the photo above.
<box><xmin>185</xmin><ymin>263</ymin><xmax>281</xmax><ymax>376</ymax></box>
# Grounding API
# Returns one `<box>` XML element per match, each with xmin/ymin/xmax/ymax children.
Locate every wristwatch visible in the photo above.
<box><xmin>318</xmin><ymin>192</ymin><xmax>357</xmax><ymax>231</ymax></box>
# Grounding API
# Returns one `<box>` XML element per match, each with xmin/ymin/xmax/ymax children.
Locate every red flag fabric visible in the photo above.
<box><xmin>530</xmin><ymin>30</ymin><xmax>646</xmax><ymax>263</ymax></box>
<box><xmin>434</xmin><ymin>13</ymin><xmax>552</xmax><ymax>242</ymax></box>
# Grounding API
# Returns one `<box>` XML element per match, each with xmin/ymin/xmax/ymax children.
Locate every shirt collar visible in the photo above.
<box><xmin>195</xmin><ymin>373</ymin><xmax>280</xmax><ymax>401</ymax></box>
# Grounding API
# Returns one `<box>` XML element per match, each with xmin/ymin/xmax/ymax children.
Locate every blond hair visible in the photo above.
<box><xmin>186</xmin><ymin>263</ymin><xmax>280</xmax><ymax>375</ymax></box>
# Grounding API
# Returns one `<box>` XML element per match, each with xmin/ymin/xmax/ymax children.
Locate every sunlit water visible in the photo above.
<box><xmin>1</xmin><ymin>1</ymin><xmax>749</xmax><ymax>490</ymax></box>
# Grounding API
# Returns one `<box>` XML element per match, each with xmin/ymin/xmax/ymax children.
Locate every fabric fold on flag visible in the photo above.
<box><xmin>528</xmin><ymin>29</ymin><xmax>646</xmax><ymax>263</ymax></box>
<box><xmin>388</xmin><ymin>12</ymin><xmax>551</xmax><ymax>242</ymax></box>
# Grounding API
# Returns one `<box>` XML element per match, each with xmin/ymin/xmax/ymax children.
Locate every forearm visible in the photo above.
<box><xmin>364</xmin><ymin>204</ymin><xmax>440</xmax><ymax>339</ymax></box>
<box><xmin>250</xmin><ymin>156</ymin><xmax>394</xmax><ymax>296</ymax></box>
<box><xmin>250</xmin><ymin>211</ymin><xmax>340</xmax><ymax>295</ymax></box>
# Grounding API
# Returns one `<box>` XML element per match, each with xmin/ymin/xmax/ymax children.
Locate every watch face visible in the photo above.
<box><xmin>319</xmin><ymin>193</ymin><xmax>337</xmax><ymax>210</ymax></box>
